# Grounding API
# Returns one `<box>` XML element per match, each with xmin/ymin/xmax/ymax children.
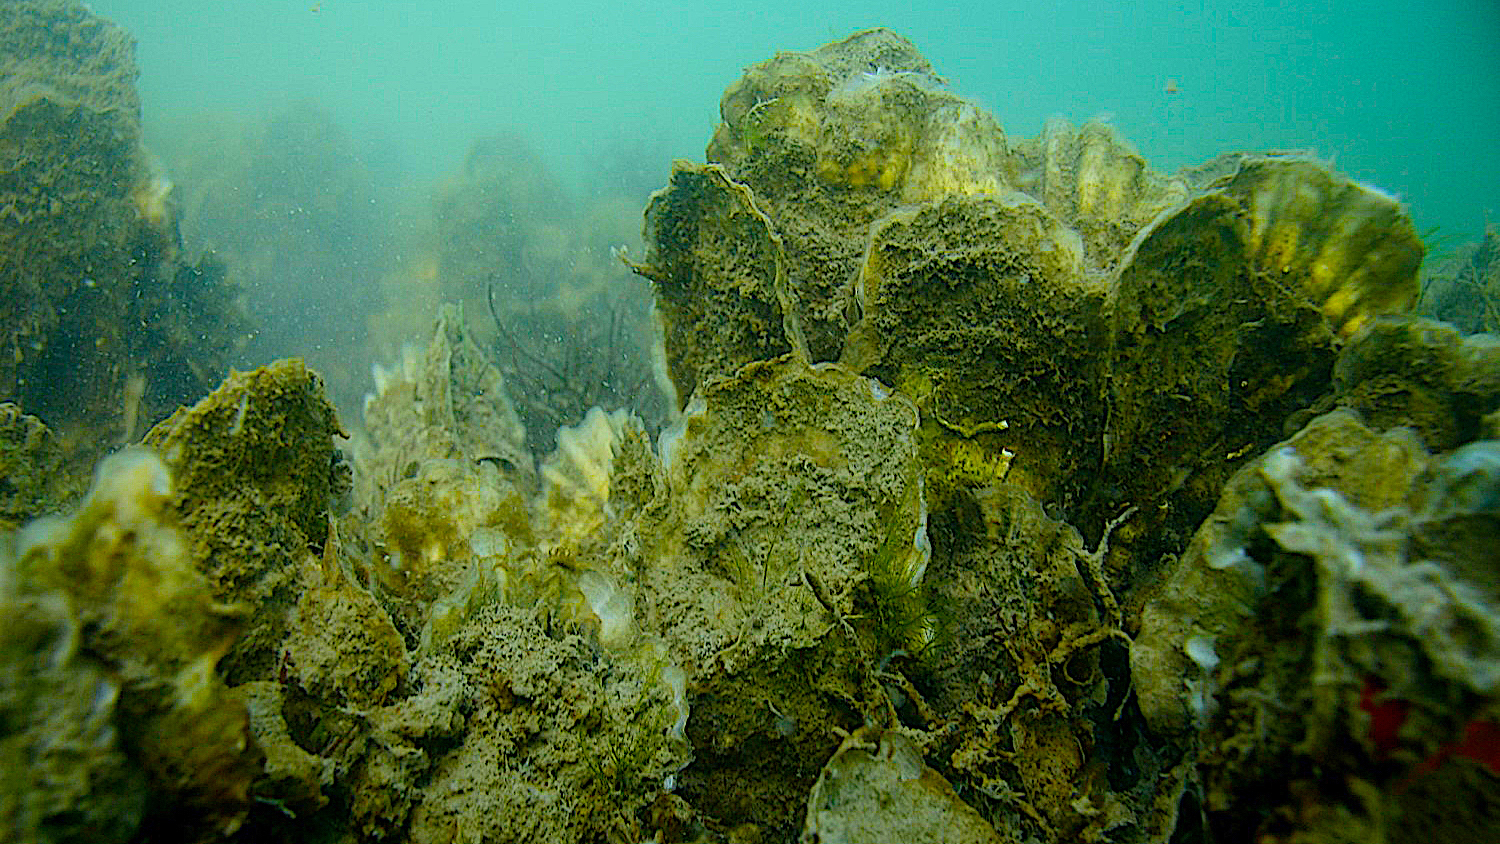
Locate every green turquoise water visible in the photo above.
<box><xmin>93</xmin><ymin>0</ymin><xmax>1499</xmax><ymax>241</ymax></box>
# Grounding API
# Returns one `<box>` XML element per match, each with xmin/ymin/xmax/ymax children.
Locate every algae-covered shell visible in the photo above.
<box><xmin>803</xmin><ymin>728</ymin><xmax>1004</xmax><ymax>844</ymax></box>
<box><xmin>1131</xmin><ymin>403</ymin><xmax>1500</xmax><ymax>841</ymax></box>
<box><xmin>0</xmin><ymin>403</ymin><xmax>69</xmax><ymax>528</ymax></box>
<box><xmin>900</xmin><ymin>99</ymin><xmax>1011</xmax><ymax>202</ymax></box>
<box><xmin>1333</xmin><ymin>317</ymin><xmax>1500</xmax><ymax>451</ymax></box>
<box><xmin>920</xmin><ymin>482</ymin><xmax>1129</xmax><ymax>837</ymax></box>
<box><xmin>535</xmin><ymin>407</ymin><xmax>645</xmax><ymax>650</ymax></box>
<box><xmin>1130</xmin><ymin>410</ymin><xmax>1431</xmax><ymax>736</ymax></box>
<box><xmin>10</xmin><ymin>447</ymin><xmax>259</xmax><ymax>837</ymax></box>
<box><xmin>0</xmin><ymin>584</ymin><xmax>148</xmax><ymax>844</ymax></box>
<box><xmin>1101</xmin><ymin>157</ymin><xmax>1423</xmax><ymax>536</ymax></box>
<box><xmin>144</xmin><ymin>359</ymin><xmax>346</xmax><ymax>685</ymax></box>
<box><xmin>666</xmin><ymin>28</ymin><xmax>1021</xmax><ymax>372</ymax></box>
<box><xmin>711</xmin><ymin>27</ymin><xmax>1008</xmax><ymax>202</ymax></box>
<box><xmin>709</xmin><ymin>28</ymin><xmax>936</xmax><ymax>174</ymax></box>
<box><xmin>619</xmin><ymin>355</ymin><xmax>931</xmax><ymax>835</ymax></box>
<box><xmin>537</xmin><ymin>405</ymin><xmax>633</xmax><ymax>541</ymax></box>
<box><xmin>1010</xmin><ymin>118</ymin><xmax>1189</xmax><ymax>271</ymax></box>
<box><xmin>646</xmin><ymin>355</ymin><xmax>929</xmax><ymax>664</ymax></box>
<box><xmin>1227</xmin><ymin>159</ymin><xmax>1423</xmax><ymax>338</ymax></box>
<box><xmin>361</xmin><ymin>304</ymin><xmax>534</xmax><ymax>495</ymax></box>
<box><xmin>633</xmin><ymin>162</ymin><xmax>803</xmax><ymax>406</ymax></box>
<box><xmin>846</xmin><ymin>192</ymin><xmax>1103</xmax><ymax>508</ymax></box>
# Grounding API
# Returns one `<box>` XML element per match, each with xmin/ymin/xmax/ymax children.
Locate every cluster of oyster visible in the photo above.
<box><xmin>621</xmin><ymin>27</ymin><xmax>1496</xmax><ymax>844</ymax></box>
<box><xmin>4</xmin><ymin>22</ymin><xmax>1496</xmax><ymax>844</ymax></box>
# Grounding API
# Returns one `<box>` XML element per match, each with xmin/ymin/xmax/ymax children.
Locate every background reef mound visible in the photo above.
<box><xmin>0</xmin><ymin>0</ymin><xmax>247</xmax><ymax>497</ymax></box>
<box><xmin>1417</xmin><ymin>222</ymin><xmax>1500</xmax><ymax>335</ymax></box>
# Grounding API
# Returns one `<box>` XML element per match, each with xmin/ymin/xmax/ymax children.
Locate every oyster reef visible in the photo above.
<box><xmin>3</xmin><ymin>8</ymin><xmax>1497</xmax><ymax>844</ymax></box>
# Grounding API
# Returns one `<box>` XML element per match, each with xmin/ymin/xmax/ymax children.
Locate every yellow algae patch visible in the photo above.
<box><xmin>815</xmin><ymin>133</ymin><xmax>914</xmax><ymax>190</ymax></box>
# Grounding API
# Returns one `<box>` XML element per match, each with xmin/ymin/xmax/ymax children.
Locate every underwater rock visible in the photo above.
<box><xmin>802</xmin><ymin>728</ymin><xmax>1005</xmax><ymax>844</ymax></box>
<box><xmin>2</xmin><ymin>447</ymin><xmax>259</xmax><ymax>842</ymax></box>
<box><xmin>0</xmin><ymin>0</ymin><xmax>246</xmax><ymax>469</ymax></box>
